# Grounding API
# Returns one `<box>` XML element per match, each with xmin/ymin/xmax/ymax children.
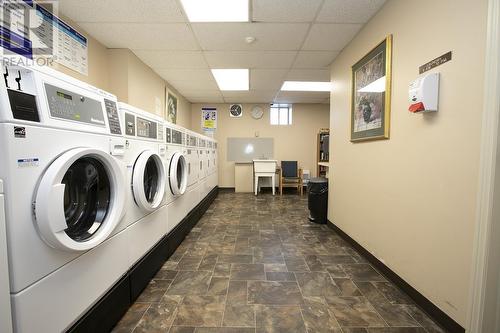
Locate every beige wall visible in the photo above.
<box><xmin>190</xmin><ymin>103</ymin><xmax>329</xmax><ymax>188</ymax></box>
<box><xmin>328</xmin><ymin>0</ymin><xmax>487</xmax><ymax>326</ymax></box>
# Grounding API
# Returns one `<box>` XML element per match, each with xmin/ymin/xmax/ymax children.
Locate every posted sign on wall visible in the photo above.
<box><xmin>202</xmin><ymin>107</ymin><xmax>217</xmax><ymax>132</ymax></box>
<box><xmin>0</xmin><ymin>0</ymin><xmax>88</xmax><ymax>75</ymax></box>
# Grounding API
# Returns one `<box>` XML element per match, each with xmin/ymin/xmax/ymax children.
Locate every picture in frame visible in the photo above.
<box><xmin>351</xmin><ymin>35</ymin><xmax>392</xmax><ymax>142</ymax></box>
<box><xmin>167</xmin><ymin>91</ymin><xmax>178</xmax><ymax>124</ymax></box>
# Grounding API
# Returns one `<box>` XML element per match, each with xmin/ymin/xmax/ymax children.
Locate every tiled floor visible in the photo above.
<box><xmin>113</xmin><ymin>192</ymin><xmax>446</xmax><ymax>333</ymax></box>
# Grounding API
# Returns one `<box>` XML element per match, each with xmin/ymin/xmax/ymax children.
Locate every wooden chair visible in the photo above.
<box><xmin>279</xmin><ymin>161</ymin><xmax>303</xmax><ymax>195</ymax></box>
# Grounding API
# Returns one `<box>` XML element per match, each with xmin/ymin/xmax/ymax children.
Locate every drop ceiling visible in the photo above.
<box><xmin>59</xmin><ymin>0</ymin><xmax>386</xmax><ymax>104</ymax></box>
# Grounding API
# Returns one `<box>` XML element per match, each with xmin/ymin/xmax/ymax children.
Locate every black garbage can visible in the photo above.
<box><xmin>308</xmin><ymin>177</ymin><xmax>328</xmax><ymax>224</ymax></box>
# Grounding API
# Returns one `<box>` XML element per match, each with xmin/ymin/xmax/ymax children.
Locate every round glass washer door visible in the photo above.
<box><xmin>35</xmin><ymin>148</ymin><xmax>125</xmax><ymax>252</ymax></box>
<box><xmin>132</xmin><ymin>150</ymin><xmax>166</xmax><ymax>212</ymax></box>
<box><xmin>168</xmin><ymin>151</ymin><xmax>188</xmax><ymax>196</ymax></box>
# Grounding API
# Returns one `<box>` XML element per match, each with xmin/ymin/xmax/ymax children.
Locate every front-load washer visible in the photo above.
<box><xmin>0</xmin><ymin>179</ymin><xmax>12</xmax><ymax>333</ymax></box>
<box><xmin>185</xmin><ymin>130</ymin><xmax>200</xmax><ymax>212</ymax></box>
<box><xmin>198</xmin><ymin>137</ymin><xmax>210</xmax><ymax>200</ymax></box>
<box><xmin>164</xmin><ymin>122</ymin><xmax>188</xmax><ymax>233</ymax></box>
<box><xmin>117</xmin><ymin>103</ymin><xmax>168</xmax><ymax>266</ymax></box>
<box><xmin>0</xmin><ymin>60</ymin><xmax>129</xmax><ymax>332</ymax></box>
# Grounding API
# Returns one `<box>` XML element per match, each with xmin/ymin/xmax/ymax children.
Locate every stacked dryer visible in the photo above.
<box><xmin>0</xmin><ymin>60</ymin><xmax>130</xmax><ymax>332</ymax></box>
<box><xmin>117</xmin><ymin>103</ymin><xmax>168</xmax><ymax>267</ymax></box>
<box><xmin>208</xmin><ymin>139</ymin><xmax>219</xmax><ymax>191</ymax></box>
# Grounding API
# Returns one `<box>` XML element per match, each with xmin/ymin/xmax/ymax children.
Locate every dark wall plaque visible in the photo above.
<box><xmin>419</xmin><ymin>51</ymin><xmax>452</xmax><ymax>74</ymax></box>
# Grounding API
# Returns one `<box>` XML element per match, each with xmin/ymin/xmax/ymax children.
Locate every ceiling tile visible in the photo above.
<box><xmin>251</xmin><ymin>69</ymin><xmax>288</xmax><ymax>90</ymax></box>
<box><xmin>192</xmin><ymin>23</ymin><xmax>309</xmax><ymax>51</ymax></box>
<box><xmin>292</xmin><ymin>51</ymin><xmax>339</xmax><ymax>68</ymax></box>
<box><xmin>78</xmin><ymin>23</ymin><xmax>199</xmax><ymax>50</ymax></box>
<box><xmin>155</xmin><ymin>69</ymin><xmax>214</xmax><ymax>82</ymax></box>
<box><xmin>180</xmin><ymin>90</ymin><xmax>223</xmax><ymax>99</ymax></box>
<box><xmin>302</xmin><ymin>23</ymin><xmax>362</xmax><ymax>51</ymax></box>
<box><xmin>317</xmin><ymin>0</ymin><xmax>386</xmax><ymax>23</ymax></box>
<box><xmin>277</xmin><ymin>91</ymin><xmax>330</xmax><ymax>99</ymax></box>
<box><xmin>252</xmin><ymin>0</ymin><xmax>323</xmax><ymax>22</ymax></box>
<box><xmin>285</xmin><ymin>69</ymin><xmax>331</xmax><ymax>81</ymax></box>
<box><xmin>167</xmin><ymin>79</ymin><xmax>219</xmax><ymax>91</ymax></box>
<box><xmin>133</xmin><ymin>50</ymin><xmax>208</xmax><ymax>69</ymax></box>
<box><xmin>222</xmin><ymin>90</ymin><xmax>277</xmax><ymax>103</ymax></box>
<box><xmin>204</xmin><ymin>51</ymin><xmax>296</xmax><ymax>69</ymax></box>
<box><xmin>59</xmin><ymin>0</ymin><xmax>186</xmax><ymax>23</ymax></box>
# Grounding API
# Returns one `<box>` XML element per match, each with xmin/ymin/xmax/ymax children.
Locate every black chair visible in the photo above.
<box><xmin>280</xmin><ymin>161</ymin><xmax>303</xmax><ymax>195</ymax></box>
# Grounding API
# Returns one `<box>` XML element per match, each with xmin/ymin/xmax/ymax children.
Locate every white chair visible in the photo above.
<box><xmin>253</xmin><ymin>160</ymin><xmax>277</xmax><ymax>195</ymax></box>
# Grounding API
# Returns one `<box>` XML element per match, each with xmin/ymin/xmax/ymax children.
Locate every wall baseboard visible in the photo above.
<box><xmin>67</xmin><ymin>187</ymin><xmax>219</xmax><ymax>333</ymax></box>
<box><xmin>327</xmin><ymin>220</ymin><xmax>465</xmax><ymax>333</ymax></box>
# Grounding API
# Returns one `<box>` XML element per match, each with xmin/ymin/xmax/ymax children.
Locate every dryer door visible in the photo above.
<box><xmin>132</xmin><ymin>150</ymin><xmax>166</xmax><ymax>212</ymax></box>
<box><xmin>35</xmin><ymin>148</ymin><xmax>125</xmax><ymax>252</ymax></box>
<box><xmin>168</xmin><ymin>151</ymin><xmax>188</xmax><ymax>196</ymax></box>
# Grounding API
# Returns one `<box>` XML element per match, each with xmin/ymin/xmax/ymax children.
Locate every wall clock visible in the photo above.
<box><xmin>229</xmin><ymin>104</ymin><xmax>243</xmax><ymax>117</ymax></box>
<box><xmin>251</xmin><ymin>105</ymin><xmax>264</xmax><ymax>119</ymax></box>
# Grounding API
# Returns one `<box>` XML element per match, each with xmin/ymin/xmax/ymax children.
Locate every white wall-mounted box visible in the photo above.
<box><xmin>408</xmin><ymin>72</ymin><xmax>440</xmax><ymax>113</ymax></box>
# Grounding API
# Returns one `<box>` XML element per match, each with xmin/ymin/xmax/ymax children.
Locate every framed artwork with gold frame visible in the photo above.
<box><xmin>351</xmin><ymin>35</ymin><xmax>392</xmax><ymax>142</ymax></box>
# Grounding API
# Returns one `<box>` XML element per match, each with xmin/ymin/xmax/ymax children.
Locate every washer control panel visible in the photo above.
<box><xmin>45</xmin><ymin>83</ymin><xmax>105</xmax><ymax>127</ymax></box>
<box><xmin>137</xmin><ymin>117</ymin><xmax>157</xmax><ymax>139</ymax></box>
<box><xmin>104</xmin><ymin>99</ymin><xmax>121</xmax><ymax>135</ymax></box>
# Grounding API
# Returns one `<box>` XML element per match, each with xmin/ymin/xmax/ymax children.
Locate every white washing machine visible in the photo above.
<box><xmin>164</xmin><ymin>122</ymin><xmax>188</xmax><ymax>233</ymax></box>
<box><xmin>208</xmin><ymin>138</ymin><xmax>218</xmax><ymax>191</ymax></box>
<box><xmin>198</xmin><ymin>137</ymin><xmax>210</xmax><ymax>200</ymax></box>
<box><xmin>185</xmin><ymin>129</ymin><xmax>200</xmax><ymax>212</ymax></box>
<box><xmin>0</xmin><ymin>178</ymin><xmax>12</xmax><ymax>333</ymax></box>
<box><xmin>0</xmin><ymin>61</ymin><xmax>130</xmax><ymax>332</ymax></box>
<box><xmin>118</xmin><ymin>103</ymin><xmax>168</xmax><ymax>267</ymax></box>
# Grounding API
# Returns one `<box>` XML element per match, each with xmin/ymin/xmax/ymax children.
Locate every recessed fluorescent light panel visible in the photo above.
<box><xmin>180</xmin><ymin>0</ymin><xmax>248</xmax><ymax>22</ymax></box>
<box><xmin>281</xmin><ymin>81</ymin><xmax>332</xmax><ymax>92</ymax></box>
<box><xmin>211</xmin><ymin>69</ymin><xmax>249</xmax><ymax>91</ymax></box>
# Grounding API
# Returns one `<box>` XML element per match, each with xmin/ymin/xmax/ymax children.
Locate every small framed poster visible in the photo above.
<box><xmin>351</xmin><ymin>35</ymin><xmax>392</xmax><ymax>142</ymax></box>
<box><xmin>202</xmin><ymin>107</ymin><xmax>217</xmax><ymax>132</ymax></box>
<box><xmin>167</xmin><ymin>91</ymin><xmax>178</xmax><ymax>124</ymax></box>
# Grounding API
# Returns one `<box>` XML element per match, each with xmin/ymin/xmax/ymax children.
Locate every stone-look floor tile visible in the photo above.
<box><xmin>163</xmin><ymin>260</ymin><xmax>180</xmax><ymax>270</ymax></box>
<box><xmin>325</xmin><ymin>264</ymin><xmax>347</xmax><ymax>278</ymax></box>
<box><xmin>305</xmin><ymin>255</ymin><xmax>327</xmax><ymax>272</ymax></box>
<box><xmin>373</xmin><ymin>282</ymin><xmax>413</xmax><ymax>305</ymax></box>
<box><xmin>207</xmin><ymin>276</ymin><xmax>229</xmax><ymax>295</ymax></box>
<box><xmin>173</xmin><ymin>295</ymin><xmax>225</xmax><ymax>327</ymax></box>
<box><xmin>231</xmin><ymin>263</ymin><xmax>266</xmax><ymax>280</ymax></box>
<box><xmin>223</xmin><ymin>304</ymin><xmax>255</xmax><ymax>327</ymax></box>
<box><xmin>198</xmin><ymin>254</ymin><xmax>218</xmax><ymax>271</ymax></box>
<box><xmin>373</xmin><ymin>303</ymin><xmax>419</xmax><ymax>327</ymax></box>
<box><xmin>354</xmin><ymin>281</ymin><xmax>390</xmax><ymax>304</ymax></box>
<box><xmin>301</xmin><ymin>301</ymin><xmax>341</xmax><ymax>333</ymax></box>
<box><xmin>342</xmin><ymin>264</ymin><xmax>386</xmax><ymax>282</ymax></box>
<box><xmin>168</xmin><ymin>326</ymin><xmax>196</xmax><ymax>333</ymax></box>
<box><xmin>195</xmin><ymin>328</ymin><xmax>256</xmax><ymax>333</ymax></box>
<box><xmin>255</xmin><ymin>305</ymin><xmax>307</xmax><ymax>333</ymax></box>
<box><xmin>402</xmin><ymin>305</ymin><xmax>446</xmax><ymax>333</ymax></box>
<box><xmin>136</xmin><ymin>279</ymin><xmax>171</xmax><ymax>302</ymax></box>
<box><xmin>333</xmin><ymin>278</ymin><xmax>362</xmax><ymax>296</ymax></box>
<box><xmin>214</xmin><ymin>263</ymin><xmax>232</xmax><ymax>277</ymax></box>
<box><xmin>112</xmin><ymin>302</ymin><xmax>149</xmax><ymax>333</ymax></box>
<box><xmin>284</xmin><ymin>257</ymin><xmax>310</xmax><ymax>272</ymax></box>
<box><xmin>176</xmin><ymin>256</ymin><xmax>203</xmax><ymax>270</ymax></box>
<box><xmin>326</xmin><ymin>296</ymin><xmax>386</xmax><ymax>328</ymax></box>
<box><xmin>317</xmin><ymin>255</ymin><xmax>356</xmax><ymax>264</ymax></box>
<box><xmin>366</xmin><ymin>328</ymin><xmax>427</xmax><ymax>333</ymax></box>
<box><xmin>154</xmin><ymin>268</ymin><xmax>178</xmax><ymax>280</ymax></box>
<box><xmin>167</xmin><ymin>271</ymin><xmax>211</xmax><ymax>295</ymax></box>
<box><xmin>295</xmin><ymin>272</ymin><xmax>341</xmax><ymax>297</ymax></box>
<box><xmin>264</xmin><ymin>264</ymin><xmax>287</xmax><ymax>272</ymax></box>
<box><xmin>219</xmin><ymin>254</ymin><xmax>253</xmax><ymax>264</ymax></box>
<box><xmin>248</xmin><ymin>281</ymin><xmax>304</xmax><ymax>305</ymax></box>
<box><xmin>266</xmin><ymin>272</ymin><xmax>296</xmax><ymax>281</ymax></box>
<box><xmin>134</xmin><ymin>296</ymin><xmax>180</xmax><ymax>332</ymax></box>
<box><xmin>227</xmin><ymin>280</ymin><xmax>247</xmax><ymax>304</ymax></box>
